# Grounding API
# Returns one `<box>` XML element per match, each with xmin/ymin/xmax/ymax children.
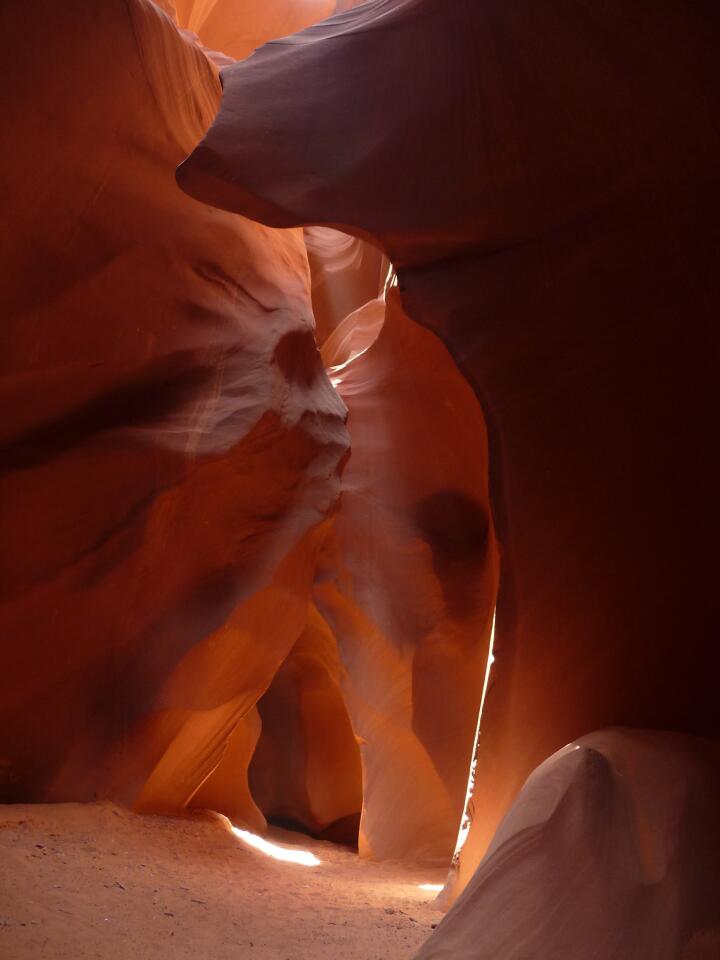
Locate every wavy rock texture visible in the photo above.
<box><xmin>244</xmin><ymin>285</ymin><xmax>497</xmax><ymax>861</ymax></box>
<box><xmin>0</xmin><ymin>0</ymin><xmax>347</xmax><ymax>814</ymax></box>
<box><xmin>189</xmin><ymin>707</ymin><xmax>265</xmax><ymax>831</ymax></box>
<box><xmin>321</xmin><ymin>298</ymin><xmax>386</xmax><ymax>370</ymax></box>
<box><xmin>178</xmin><ymin>0</ymin><xmax>720</xmax><ymax>891</ymax></box>
<box><xmin>314</xmin><ymin>290</ymin><xmax>498</xmax><ymax>863</ymax></box>
<box><xmin>171</xmin><ymin>0</ymin><xmax>368</xmax><ymax>62</ymax></box>
<box><xmin>249</xmin><ymin>604</ymin><xmax>363</xmax><ymax>842</ymax></box>
<box><xmin>416</xmin><ymin>729</ymin><xmax>720</xmax><ymax>960</ymax></box>
<box><xmin>304</xmin><ymin>228</ymin><xmax>387</xmax><ymax>345</ymax></box>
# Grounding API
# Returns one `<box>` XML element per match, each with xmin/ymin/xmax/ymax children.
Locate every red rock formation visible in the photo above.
<box><xmin>177</xmin><ymin>0</ymin><xmax>720</xmax><ymax>892</ymax></box>
<box><xmin>249</xmin><ymin>605</ymin><xmax>363</xmax><ymax>842</ymax></box>
<box><xmin>0</xmin><ymin>0</ymin><xmax>347</xmax><ymax>813</ymax></box>
<box><xmin>304</xmin><ymin>228</ymin><xmax>387</xmax><ymax>345</ymax></box>
<box><xmin>320</xmin><ymin>298</ymin><xmax>386</xmax><ymax>370</ymax></box>
<box><xmin>417</xmin><ymin>730</ymin><xmax>720</xmax><ymax>960</ymax></box>
<box><xmin>189</xmin><ymin>707</ymin><xmax>265</xmax><ymax>831</ymax></box>
<box><xmin>171</xmin><ymin>0</ymin><xmax>364</xmax><ymax>62</ymax></box>
<box><xmin>172</xmin><ymin>0</ymin><xmax>334</xmax><ymax>60</ymax></box>
<box><xmin>314</xmin><ymin>290</ymin><xmax>498</xmax><ymax>863</ymax></box>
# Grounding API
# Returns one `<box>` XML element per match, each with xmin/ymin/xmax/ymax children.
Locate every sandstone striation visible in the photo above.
<box><xmin>0</xmin><ymin>0</ymin><xmax>347</xmax><ymax>812</ymax></box>
<box><xmin>177</xmin><ymin>0</ymin><xmax>720</xmax><ymax>893</ymax></box>
<box><xmin>249</xmin><ymin>604</ymin><xmax>363</xmax><ymax>843</ymax></box>
<box><xmin>4</xmin><ymin>10</ymin><xmax>719</xmax><ymax>955</ymax></box>
<box><xmin>314</xmin><ymin>290</ymin><xmax>498</xmax><ymax>863</ymax></box>
<box><xmin>172</xmin><ymin>0</ymin><xmax>334</xmax><ymax>61</ymax></box>
<box><xmin>304</xmin><ymin>228</ymin><xmax>387</xmax><ymax>346</ymax></box>
<box><xmin>417</xmin><ymin>730</ymin><xmax>720</xmax><ymax>960</ymax></box>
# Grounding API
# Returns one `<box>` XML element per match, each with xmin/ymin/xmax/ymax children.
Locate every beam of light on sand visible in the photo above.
<box><xmin>231</xmin><ymin>827</ymin><xmax>321</xmax><ymax>867</ymax></box>
<box><xmin>418</xmin><ymin>883</ymin><xmax>443</xmax><ymax>892</ymax></box>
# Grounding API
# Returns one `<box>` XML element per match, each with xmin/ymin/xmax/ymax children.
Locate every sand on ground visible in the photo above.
<box><xmin>0</xmin><ymin>802</ymin><xmax>444</xmax><ymax>959</ymax></box>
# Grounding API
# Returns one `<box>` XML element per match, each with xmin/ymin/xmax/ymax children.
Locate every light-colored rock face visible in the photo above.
<box><xmin>304</xmin><ymin>228</ymin><xmax>387</xmax><ymax>346</ymax></box>
<box><xmin>233</xmin><ymin>271</ymin><xmax>499</xmax><ymax>861</ymax></box>
<box><xmin>315</xmin><ymin>290</ymin><xmax>498</xmax><ymax>863</ymax></box>
<box><xmin>190</xmin><ymin>707</ymin><xmax>265</xmax><ymax>832</ymax></box>
<box><xmin>177</xmin><ymin>0</ymin><xmax>720</xmax><ymax>895</ymax></box>
<box><xmin>171</xmin><ymin>0</ymin><xmax>337</xmax><ymax>61</ymax></box>
<box><xmin>0</xmin><ymin>0</ymin><xmax>347</xmax><ymax>812</ymax></box>
<box><xmin>416</xmin><ymin>730</ymin><xmax>720</xmax><ymax>960</ymax></box>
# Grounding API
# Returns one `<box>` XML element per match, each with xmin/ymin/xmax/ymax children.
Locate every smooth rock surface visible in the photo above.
<box><xmin>304</xmin><ymin>227</ymin><xmax>387</xmax><ymax>345</ymax></box>
<box><xmin>249</xmin><ymin>604</ymin><xmax>363</xmax><ymax>842</ymax></box>
<box><xmin>177</xmin><ymin>0</ymin><xmax>720</xmax><ymax>891</ymax></box>
<box><xmin>315</xmin><ymin>290</ymin><xmax>498</xmax><ymax>863</ymax></box>
<box><xmin>0</xmin><ymin>0</ymin><xmax>347</xmax><ymax>812</ymax></box>
<box><xmin>417</xmin><ymin>730</ymin><xmax>720</xmax><ymax>960</ymax></box>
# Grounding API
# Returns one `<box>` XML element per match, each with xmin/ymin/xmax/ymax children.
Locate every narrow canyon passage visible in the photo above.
<box><xmin>0</xmin><ymin>212</ymin><xmax>488</xmax><ymax>955</ymax></box>
<box><xmin>2</xmin><ymin>0</ymin><xmax>719</xmax><ymax>958</ymax></box>
<box><xmin>1</xmin><ymin>0</ymin><xmax>498</xmax><ymax>948</ymax></box>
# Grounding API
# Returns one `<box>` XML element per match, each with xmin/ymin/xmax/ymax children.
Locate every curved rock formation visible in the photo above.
<box><xmin>304</xmin><ymin>228</ymin><xmax>387</xmax><ymax>346</ymax></box>
<box><xmin>0</xmin><ymin>0</ymin><xmax>347</xmax><ymax>811</ymax></box>
<box><xmin>170</xmin><ymin>0</ymin><xmax>371</xmax><ymax>62</ymax></box>
<box><xmin>321</xmin><ymin>297</ymin><xmax>386</xmax><ymax>370</ymax></box>
<box><xmin>189</xmin><ymin>707</ymin><xmax>265</xmax><ymax>831</ymax></box>
<box><xmin>172</xmin><ymin>0</ymin><xmax>334</xmax><ymax>60</ymax></box>
<box><xmin>177</xmin><ymin>0</ymin><xmax>720</xmax><ymax>890</ymax></box>
<box><xmin>416</xmin><ymin>730</ymin><xmax>720</xmax><ymax>960</ymax></box>
<box><xmin>314</xmin><ymin>290</ymin><xmax>498</xmax><ymax>863</ymax></box>
<box><xmin>249</xmin><ymin>604</ymin><xmax>363</xmax><ymax>842</ymax></box>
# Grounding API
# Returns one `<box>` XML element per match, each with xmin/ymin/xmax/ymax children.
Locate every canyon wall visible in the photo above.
<box><xmin>1</xmin><ymin>0</ymin><xmax>496</xmax><ymax>867</ymax></box>
<box><xmin>315</xmin><ymin>290</ymin><xmax>498</xmax><ymax>862</ymax></box>
<box><xmin>177</xmin><ymin>0</ymin><xmax>720</xmax><ymax>893</ymax></box>
<box><xmin>0</xmin><ymin>0</ymin><xmax>347</xmax><ymax>817</ymax></box>
<box><xmin>4</xmin><ymin>0</ymin><xmax>718</xmax><ymax>930</ymax></box>
<box><xmin>172</xmin><ymin>0</ymin><xmax>335</xmax><ymax>60</ymax></box>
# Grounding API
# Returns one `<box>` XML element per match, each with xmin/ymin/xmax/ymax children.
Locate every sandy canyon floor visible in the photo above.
<box><xmin>0</xmin><ymin>803</ymin><xmax>444</xmax><ymax>960</ymax></box>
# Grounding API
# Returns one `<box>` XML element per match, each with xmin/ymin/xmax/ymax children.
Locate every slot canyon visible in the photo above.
<box><xmin>0</xmin><ymin>1</ymin><xmax>718</xmax><ymax>958</ymax></box>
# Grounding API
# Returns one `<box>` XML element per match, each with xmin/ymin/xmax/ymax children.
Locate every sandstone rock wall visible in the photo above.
<box><xmin>315</xmin><ymin>290</ymin><xmax>498</xmax><ymax>863</ymax></box>
<box><xmin>177</xmin><ymin>0</ymin><xmax>720</xmax><ymax>892</ymax></box>
<box><xmin>6</xmin><ymin>0</ymin><xmax>718</xmax><ymax>906</ymax></box>
<box><xmin>1</xmin><ymin>0</ymin><xmax>496</xmax><ymax>869</ymax></box>
<box><xmin>248</xmin><ymin>604</ymin><xmax>363</xmax><ymax>842</ymax></box>
<box><xmin>417</xmin><ymin>730</ymin><xmax>720</xmax><ymax>959</ymax></box>
<box><xmin>0</xmin><ymin>0</ymin><xmax>347</xmax><ymax>812</ymax></box>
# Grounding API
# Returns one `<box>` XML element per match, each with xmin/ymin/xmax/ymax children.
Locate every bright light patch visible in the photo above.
<box><xmin>452</xmin><ymin>609</ymin><xmax>497</xmax><ymax>861</ymax></box>
<box><xmin>231</xmin><ymin>827</ymin><xmax>321</xmax><ymax>867</ymax></box>
<box><xmin>418</xmin><ymin>883</ymin><xmax>443</xmax><ymax>892</ymax></box>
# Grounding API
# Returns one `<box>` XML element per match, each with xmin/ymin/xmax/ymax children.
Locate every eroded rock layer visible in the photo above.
<box><xmin>249</xmin><ymin>605</ymin><xmax>363</xmax><ymax>842</ymax></box>
<box><xmin>171</xmin><ymin>0</ymin><xmax>368</xmax><ymax>62</ymax></box>
<box><xmin>190</xmin><ymin>707</ymin><xmax>265</xmax><ymax>831</ymax></box>
<box><xmin>172</xmin><ymin>0</ymin><xmax>334</xmax><ymax>61</ymax></box>
<box><xmin>177</xmin><ymin>0</ymin><xmax>720</xmax><ymax>891</ymax></box>
<box><xmin>417</xmin><ymin>730</ymin><xmax>720</xmax><ymax>960</ymax></box>
<box><xmin>315</xmin><ymin>290</ymin><xmax>498</xmax><ymax>863</ymax></box>
<box><xmin>304</xmin><ymin>228</ymin><xmax>387</xmax><ymax>346</ymax></box>
<box><xmin>0</xmin><ymin>0</ymin><xmax>347</xmax><ymax>809</ymax></box>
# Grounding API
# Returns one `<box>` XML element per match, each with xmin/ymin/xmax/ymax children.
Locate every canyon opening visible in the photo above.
<box><xmin>1</xmin><ymin>1</ymin><xmax>719</xmax><ymax>959</ymax></box>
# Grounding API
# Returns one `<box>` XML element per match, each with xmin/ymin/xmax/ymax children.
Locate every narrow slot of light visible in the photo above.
<box><xmin>231</xmin><ymin>827</ymin><xmax>321</xmax><ymax>867</ymax></box>
<box><xmin>382</xmin><ymin>258</ymin><xmax>397</xmax><ymax>298</ymax></box>
<box><xmin>451</xmin><ymin>609</ymin><xmax>497</xmax><ymax>862</ymax></box>
<box><xmin>418</xmin><ymin>883</ymin><xmax>443</xmax><ymax>892</ymax></box>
